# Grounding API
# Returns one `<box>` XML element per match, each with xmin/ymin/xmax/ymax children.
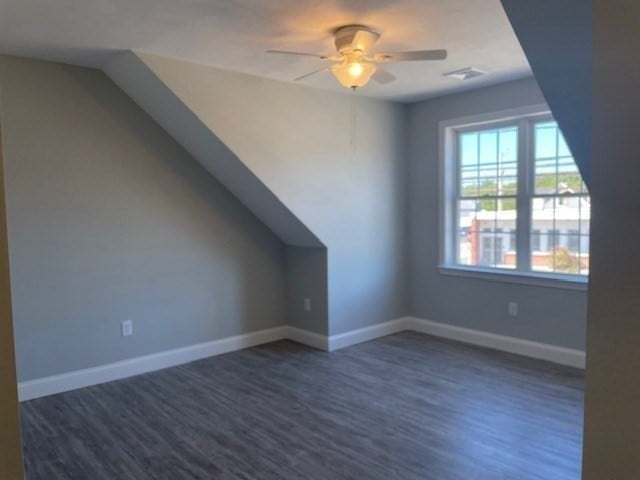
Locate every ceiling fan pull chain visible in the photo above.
<box><xmin>350</xmin><ymin>90</ymin><xmax>357</xmax><ymax>151</ymax></box>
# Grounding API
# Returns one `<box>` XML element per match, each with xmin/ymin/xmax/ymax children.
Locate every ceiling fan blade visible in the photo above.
<box><xmin>375</xmin><ymin>49</ymin><xmax>448</xmax><ymax>62</ymax></box>
<box><xmin>372</xmin><ymin>69</ymin><xmax>396</xmax><ymax>85</ymax></box>
<box><xmin>266</xmin><ymin>49</ymin><xmax>329</xmax><ymax>59</ymax></box>
<box><xmin>293</xmin><ymin>66</ymin><xmax>330</xmax><ymax>82</ymax></box>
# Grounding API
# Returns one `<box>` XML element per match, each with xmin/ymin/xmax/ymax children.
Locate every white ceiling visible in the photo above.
<box><xmin>0</xmin><ymin>0</ymin><xmax>532</xmax><ymax>102</ymax></box>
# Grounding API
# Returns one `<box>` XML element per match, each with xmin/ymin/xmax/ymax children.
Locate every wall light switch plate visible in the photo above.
<box><xmin>508</xmin><ymin>302</ymin><xmax>518</xmax><ymax>317</ymax></box>
<box><xmin>304</xmin><ymin>298</ymin><xmax>311</xmax><ymax>312</ymax></box>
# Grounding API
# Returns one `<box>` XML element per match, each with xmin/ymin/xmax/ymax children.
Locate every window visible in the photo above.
<box><xmin>530</xmin><ymin>122</ymin><xmax>590</xmax><ymax>276</ymax></box>
<box><xmin>508</xmin><ymin>229</ymin><xmax>516</xmax><ymax>252</ymax></box>
<box><xmin>442</xmin><ymin>110</ymin><xmax>590</xmax><ymax>282</ymax></box>
<box><xmin>531</xmin><ymin>229</ymin><xmax>541</xmax><ymax>252</ymax></box>
<box><xmin>567</xmin><ymin>229</ymin><xmax>580</xmax><ymax>252</ymax></box>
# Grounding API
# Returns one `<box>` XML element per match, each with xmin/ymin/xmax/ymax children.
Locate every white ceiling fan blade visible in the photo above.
<box><xmin>375</xmin><ymin>49</ymin><xmax>448</xmax><ymax>63</ymax></box>
<box><xmin>266</xmin><ymin>49</ymin><xmax>329</xmax><ymax>59</ymax></box>
<box><xmin>372</xmin><ymin>69</ymin><xmax>396</xmax><ymax>84</ymax></box>
<box><xmin>293</xmin><ymin>66</ymin><xmax>330</xmax><ymax>82</ymax></box>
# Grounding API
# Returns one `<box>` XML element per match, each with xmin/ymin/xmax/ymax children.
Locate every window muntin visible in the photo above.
<box><xmin>449</xmin><ymin>117</ymin><xmax>589</xmax><ymax>278</ymax></box>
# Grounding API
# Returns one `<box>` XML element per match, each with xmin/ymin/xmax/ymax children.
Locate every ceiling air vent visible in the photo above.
<box><xmin>443</xmin><ymin>67</ymin><xmax>486</xmax><ymax>80</ymax></box>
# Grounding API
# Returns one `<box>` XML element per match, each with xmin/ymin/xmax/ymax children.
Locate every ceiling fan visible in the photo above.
<box><xmin>267</xmin><ymin>25</ymin><xmax>447</xmax><ymax>90</ymax></box>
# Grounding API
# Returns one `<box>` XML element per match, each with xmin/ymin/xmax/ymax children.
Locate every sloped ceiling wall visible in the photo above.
<box><xmin>106</xmin><ymin>52</ymin><xmax>407</xmax><ymax>335</ymax></box>
<box><xmin>106</xmin><ymin>52</ymin><xmax>322</xmax><ymax>248</ymax></box>
<box><xmin>501</xmin><ymin>0</ymin><xmax>592</xmax><ymax>186</ymax></box>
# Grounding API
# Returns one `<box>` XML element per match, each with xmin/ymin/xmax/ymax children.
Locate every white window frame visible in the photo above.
<box><xmin>438</xmin><ymin>104</ymin><xmax>588</xmax><ymax>291</ymax></box>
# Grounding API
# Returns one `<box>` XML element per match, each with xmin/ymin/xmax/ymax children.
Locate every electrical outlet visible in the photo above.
<box><xmin>508</xmin><ymin>302</ymin><xmax>518</xmax><ymax>317</ymax></box>
<box><xmin>304</xmin><ymin>298</ymin><xmax>311</xmax><ymax>312</ymax></box>
<box><xmin>121</xmin><ymin>320</ymin><xmax>133</xmax><ymax>337</ymax></box>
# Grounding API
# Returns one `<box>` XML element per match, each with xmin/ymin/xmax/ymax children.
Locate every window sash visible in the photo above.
<box><xmin>448</xmin><ymin>113</ymin><xmax>588</xmax><ymax>278</ymax></box>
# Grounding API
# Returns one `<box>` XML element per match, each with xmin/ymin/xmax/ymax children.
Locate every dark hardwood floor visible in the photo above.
<box><xmin>20</xmin><ymin>332</ymin><xmax>584</xmax><ymax>480</ymax></box>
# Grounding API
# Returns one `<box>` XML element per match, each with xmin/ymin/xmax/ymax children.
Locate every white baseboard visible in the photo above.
<box><xmin>284</xmin><ymin>317</ymin><xmax>409</xmax><ymax>352</ymax></box>
<box><xmin>406</xmin><ymin>316</ymin><xmax>586</xmax><ymax>369</ymax></box>
<box><xmin>285</xmin><ymin>326</ymin><xmax>329</xmax><ymax>351</ymax></box>
<box><xmin>18</xmin><ymin>326</ymin><xmax>288</xmax><ymax>402</ymax></box>
<box><xmin>19</xmin><ymin>316</ymin><xmax>585</xmax><ymax>401</ymax></box>
<box><xmin>328</xmin><ymin>317</ymin><xmax>409</xmax><ymax>351</ymax></box>
<box><xmin>17</xmin><ymin>319</ymin><xmax>405</xmax><ymax>401</ymax></box>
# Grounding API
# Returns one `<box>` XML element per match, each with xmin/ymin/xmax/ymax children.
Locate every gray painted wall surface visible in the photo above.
<box><xmin>0</xmin><ymin>56</ymin><xmax>287</xmax><ymax>381</ymax></box>
<box><xmin>582</xmin><ymin>1</ymin><xmax>640</xmax><ymax>477</ymax></box>
<box><xmin>407</xmin><ymin>77</ymin><xmax>588</xmax><ymax>351</ymax></box>
<box><xmin>501</xmin><ymin>0</ymin><xmax>592</xmax><ymax>185</ymax></box>
<box><xmin>0</xmin><ymin>99</ymin><xmax>24</xmax><ymax>479</ymax></box>
<box><xmin>115</xmin><ymin>53</ymin><xmax>407</xmax><ymax>336</ymax></box>
<box><xmin>105</xmin><ymin>52</ymin><xmax>322</xmax><ymax>248</ymax></box>
<box><xmin>285</xmin><ymin>246</ymin><xmax>328</xmax><ymax>334</ymax></box>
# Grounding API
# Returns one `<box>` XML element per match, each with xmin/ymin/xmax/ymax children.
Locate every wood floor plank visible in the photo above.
<box><xmin>20</xmin><ymin>332</ymin><xmax>584</xmax><ymax>479</ymax></box>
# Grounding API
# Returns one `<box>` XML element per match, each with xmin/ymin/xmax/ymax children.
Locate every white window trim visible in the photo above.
<box><xmin>438</xmin><ymin>104</ymin><xmax>588</xmax><ymax>291</ymax></box>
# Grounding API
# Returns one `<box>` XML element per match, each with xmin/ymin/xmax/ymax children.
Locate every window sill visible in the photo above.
<box><xmin>438</xmin><ymin>265</ymin><xmax>588</xmax><ymax>291</ymax></box>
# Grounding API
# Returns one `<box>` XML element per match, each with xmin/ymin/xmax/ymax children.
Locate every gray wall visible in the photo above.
<box><xmin>111</xmin><ymin>53</ymin><xmax>408</xmax><ymax>336</ymax></box>
<box><xmin>500</xmin><ymin>0</ymin><xmax>592</xmax><ymax>184</ymax></box>
<box><xmin>0</xmin><ymin>56</ymin><xmax>288</xmax><ymax>382</ymax></box>
<box><xmin>407</xmin><ymin>77</ymin><xmax>588</xmax><ymax>351</ymax></box>
<box><xmin>0</xmin><ymin>101</ymin><xmax>24</xmax><ymax>480</ymax></box>
<box><xmin>285</xmin><ymin>246</ymin><xmax>328</xmax><ymax>333</ymax></box>
<box><xmin>582</xmin><ymin>1</ymin><xmax>640</xmax><ymax>477</ymax></box>
<box><xmin>105</xmin><ymin>52</ymin><xmax>322</xmax><ymax>249</ymax></box>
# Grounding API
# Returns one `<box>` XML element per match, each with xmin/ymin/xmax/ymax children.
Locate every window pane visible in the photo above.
<box><xmin>457</xmin><ymin>200</ymin><xmax>477</xmax><ymax>266</ymax></box>
<box><xmin>459</xmin><ymin>127</ymin><xmax>520</xmax><ymax>200</ymax></box>
<box><xmin>531</xmin><ymin>195</ymin><xmax>590</xmax><ymax>275</ymax></box>
<box><xmin>479</xmin><ymin>131</ymin><xmax>497</xmax><ymax>165</ymax></box>
<box><xmin>479</xmin><ymin>176</ymin><xmax>497</xmax><ymax>196</ymax></box>
<box><xmin>460</xmin><ymin>133</ymin><xmax>478</xmax><ymax>166</ymax></box>
<box><xmin>501</xmin><ymin>177</ymin><xmax>518</xmax><ymax>197</ymax></box>
<box><xmin>531</xmin><ymin>229</ymin><xmax>542</xmax><ymax>252</ymax></box>
<box><xmin>457</xmin><ymin>198</ymin><xmax>478</xmax><ymax>267</ymax></box>
<box><xmin>455</xmin><ymin>197</ymin><xmax>516</xmax><ymax>269</ymax></box>
<box><xmin>535</xmin><ymin>123</ymin><xmax>558</xmax><ymax>193</ymax></box>
<box><xmin>535</xmin><ymin>121</ymin><xmax>585</xmax><ymax>195</ymax></box>
<box><xmin>499</xmin><ymin>128</ymin><xmax>518</xmax><ymax>163</ymax></box>
<box><xmin>460</xmin><ymin>166</ymin><xmax>477</xmax><ymax>179</ymax></box>
<box><xmin>558</xmin><ymin>170</ymin><xmax>583</xmax><ymax>194</ymax></box>
<box><xmin>535</xmin><ymin>124</ymin><xmax>557</xmax><ymax>158</ymax></box>
<box><xmin>476</xmin><ymin>197</ymin><xmax>495</xmax><ymax>218</ymax></box>
<box><xmin>498</xmin><ymin>128</ymin><xmax>518</xmax><ymax>185</ymax></box>
<box><xmin>552</xmin><ymin>244</ymin><xmax>580</xmax><ymax>274</ymax></box>
<box><xmin>558</xmin><ymin>150</ymin><xmax>582</xmax><ymax>193</ymax></box>
<box><xmin>455</xmin><ymin>126</ymin><xmax>520</xmax><ymax>271</ymax></box>
<box><xmin>501</xmin><ymin>162</ymin><xmax>518</xmax><ymax>179</ymax></box>
<box><xmin>496</xmin><ymin>200</ymin><xmax>517</xmax><ymax>269</ymax></box>
<box><xmin>475</xmin><ymin>229</ymin><xmax>516</xmax><ymax>269</ymax></box>
<box><xmin>558</xmin><ymin>133</ymin><xmax>572</xmax><ymax>157</ymax></box>
<box><xmin>460</xmin><ymin>178</ymin><xmax>479</xmax><ymax>198</ymax></box>
<box><xmin>534</xmin><ymin>157</ymin><xmax>556</xmax><ymax>193</ymax></box>
<box><xmin>580</xmin><ymin>236</ymin><xmax>590</xmax><ymax>275</ymax></box>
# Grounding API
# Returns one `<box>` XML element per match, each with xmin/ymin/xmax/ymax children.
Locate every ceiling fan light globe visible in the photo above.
<box><xmin>331</xmin><ymin>61</ymin><xmax>376</xmax><ymax>89</ymax></box>
<box><xmin>348</xmin><ymin>62</ymin><xmax>364</xmax><ymax>77</ymax></box>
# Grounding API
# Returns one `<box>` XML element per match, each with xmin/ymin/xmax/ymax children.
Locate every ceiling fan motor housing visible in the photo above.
<box><xmin>334</xmin><ymin>25</ymin><xmax>380</xmax><ymax>55</ymax></box>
